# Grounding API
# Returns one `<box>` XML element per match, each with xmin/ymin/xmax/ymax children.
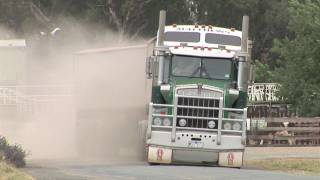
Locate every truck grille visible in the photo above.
<box><xmin>176</xmin><ymin>96</ymin><xmax>220</xmax><ymax>129</ymax></box>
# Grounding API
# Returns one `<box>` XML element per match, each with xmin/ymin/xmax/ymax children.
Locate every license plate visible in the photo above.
<box><xmin>188</xmin><ymin>141</ymin><xmax>204</xmax><ymax>148</ymax></box>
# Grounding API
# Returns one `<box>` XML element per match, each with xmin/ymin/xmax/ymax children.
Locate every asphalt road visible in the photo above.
<box><xmin>24</xmin><ymin>161</ymin><xmax>319</xmax><ymax>180</ymax></box>
<box><xmin>23</xmin><ymin>147</ymin><xmax>320</xmax><ymax>180</ymax></box>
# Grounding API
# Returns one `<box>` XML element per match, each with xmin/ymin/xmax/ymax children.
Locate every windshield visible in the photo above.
<box><xmin>172</xmin><ymin>56</ymin><xmax>232</xmax><ymax>80</ymax></box>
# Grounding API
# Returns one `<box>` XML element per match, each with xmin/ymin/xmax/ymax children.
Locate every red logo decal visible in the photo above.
<box><xmin>227</xmin><ymin>153</ymin><xmax>235</xmax><ymax>165</ymax></box>
<box><xmin>156</xmin><ymin>148</ymin><xmax>164</xmax><ymax>161</ymax></box>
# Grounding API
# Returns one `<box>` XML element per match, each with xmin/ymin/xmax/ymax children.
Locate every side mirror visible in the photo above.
<box><xmin>146</xmin><ymin>56</ymin><xmax>155</xmax><ymax>79</ymax></box>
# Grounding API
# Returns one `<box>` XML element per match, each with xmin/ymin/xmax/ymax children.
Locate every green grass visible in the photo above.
<box><xmin>245</xmin><ymin>158</ymin><xmax>320</xmax><ymax>175</ymax></box>
<box><xmin>0</xmin><ymin>161</ymin><xmax>34</xmax><ymax>180</ymax></box>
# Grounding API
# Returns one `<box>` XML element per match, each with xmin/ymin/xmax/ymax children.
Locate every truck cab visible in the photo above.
<box><xmin>144</xmin><ymin>11</ymin><xmax>250</xmax><ymax>167</ymax></box>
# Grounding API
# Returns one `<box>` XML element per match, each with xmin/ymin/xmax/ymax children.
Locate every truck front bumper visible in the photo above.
<box><xmin>146</xmin><ymin>131</ymin><xmax>245</xmax><ymax>167</ymax></box>
<box><xmin>147</xmin><ymin>145</ymin><xmax>244</xmax><ymax>167</ymax></box>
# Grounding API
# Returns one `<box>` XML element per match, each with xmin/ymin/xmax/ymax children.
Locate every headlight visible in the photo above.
<box><xmin>208</xmin><ymin>120</ymin><xmax>216</xmax><ymax>129</ymax></box>
<box><xmin>163</xmin><ymin>118</ymin><xmax>171</xmax><ymax>126</ymax></box>
<box><xmin>232</xmin><ymin>122</ymin><xmax>241</xmax><ymax>130</ymax></box>
<box><xmin>223</xmin><ymin>122</ymin><xmax>232</xmax><ymax>130</ymax></box>
<box><xmin>153</xmin><ymin>117</ymin><xmax>162</xmax><ymax>126</ymax></box>
<box><xmin>178</xmin><ymin>119</ymin><xmax>187</xmax><ymax>127</ymax></box>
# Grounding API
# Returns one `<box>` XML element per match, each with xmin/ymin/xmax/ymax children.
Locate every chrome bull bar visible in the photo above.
<box><xmin>147</xmin><ymin>96</ymin><xmax>247</xmax><ymax>145</ymax></box>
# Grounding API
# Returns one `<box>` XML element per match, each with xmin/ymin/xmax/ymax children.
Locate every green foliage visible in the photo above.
<box><xmin>254</xmin><ymin>61</ymin><xmax>273</xmax><ymax>83</ymax></box>
<box><xmin>0</xmin><ymin>136</ymin><xmax>26</xmax><ymax>168</ymax></box>
<box><xmin>272</xmin><ymin>0</ymin><xmax>320</xmax><ymax>116</ymax></box>
<box><xmin>193</xmin><ymin>0</ymin><xmax>290</xmax><ymax>64</ymax></box>
<box><xmin>247</xmin><ymin>159</ymin><xmax>320</xmax><ymax>175</ymax></box>
<box><xmin>0</xmin><ymin>136</ymin><xmax>9</xmax><ymax>153</ymax></box>
<box><xmin>0</xmin><ymin>161</ymin><xmax>35</xmax><ymax>180</ymax></box>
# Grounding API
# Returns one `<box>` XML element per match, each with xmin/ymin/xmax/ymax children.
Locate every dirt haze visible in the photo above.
<box><xmin>0</xmin><ymin>22</ymin><xmax>152</xmax><ymax>162</ymax></box>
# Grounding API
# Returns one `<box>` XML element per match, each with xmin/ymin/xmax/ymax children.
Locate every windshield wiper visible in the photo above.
<box><xmin>201</xmin><ymin>67</ymin><xmax>213</xmax><ymax>79</ymax></box>
<box><xmin>189</xmin><ymin>67</ymin><xmax>201</xmax><ymax>78</ymax></box>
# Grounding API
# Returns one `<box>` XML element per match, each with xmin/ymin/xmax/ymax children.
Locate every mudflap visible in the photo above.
<box><xmin>148</xmin><ymin>146</ymin><xmax>172</xmax><ymax>164</ymax></box>
<box><xmin>218</xmin><ymin>151</ymin><xmax>244</xmax><ymax>168</ymax></box>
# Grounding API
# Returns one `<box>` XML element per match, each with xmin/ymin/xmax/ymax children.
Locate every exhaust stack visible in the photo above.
<box><xmin>237</xmin><ymin>15</ymin><xmax>250</xmax><ymax>92</ymax></box>
<box><xmin>241</xmin><ymin>16</ymin><xmax>249</xmax><ymax>53</ymax></box>
<box><xmin>157</xmin><ymin>10</ymin><xmax>167</xmax><ymax>85</ymax></box>
<box><xmin>157</xmin><ymin>10</ymin><xmax>166</xmax><ymax>46</ymax></box>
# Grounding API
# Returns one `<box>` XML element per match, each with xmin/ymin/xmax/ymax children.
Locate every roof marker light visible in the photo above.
<box><xmin>172</xmin><ymin>24</ymin><xmax>177</xmax><ymax>27</ymax></box>
<box><xmin>201</xmin><ymin>47</ymin><xmax>205</xmax><ymax>51</ymax></box>
<box><xmin>201</xmin><ymin>25</ymin><xmax>206</xmax><ymax>28</ymax></box>
<box><xmin>195</xmin><ymin>25</ymin><xmax>199</xmax><ymax>28</ymax></box>
<box><xmin>230</xmin><ymin>27</ymin><xmax>235</xmax><ymax>32</ymax></box>
<box><xmin>207</xmin><ymin>47</ymin><xmax>212</xmax><ymax>51</ymax></box>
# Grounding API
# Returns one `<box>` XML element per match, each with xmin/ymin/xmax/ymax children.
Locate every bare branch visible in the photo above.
<box><xmin>124</xmin><ymin>1</ymin><xmax>136</xmax><ymax>25</ymax></box>
<box><xmin>126</xmin><ymin>0</ymin><xmax>153</xmax><ymax>34</ymax></box>
<box><xmin>103</xmin><ymin>0</ymin><xmax>154</xmax><ymax>38</ymax></box>
<box><xmin>29</xmin><ymin>1</ymin><xmax>52</xmax><ymax>29</ymax></box>
<box><xmin>130</xmin><ymin>22</ymin><xmax>148</xmax><ymax>40</ymax></box>
<box><xmin>106</xmin><ymin>0</ymin><xmax>122</xmax><ymax>31</ymax></box>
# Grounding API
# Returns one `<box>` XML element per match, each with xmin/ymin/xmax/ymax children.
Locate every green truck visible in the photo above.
<box><xmin>142</xmin><ymin>11</ymin><xmax>252</xmax><ymax>167</ymax></box>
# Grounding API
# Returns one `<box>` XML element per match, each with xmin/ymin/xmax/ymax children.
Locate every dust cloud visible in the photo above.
<box><xmin>0</xmin><ymin>22</ymin><xmax>153</xmax><ymax>162</ymax></box>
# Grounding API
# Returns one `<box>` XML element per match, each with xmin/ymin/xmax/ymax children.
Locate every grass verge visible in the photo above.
<box><xmin>0</xmin><ymin>161</ymin><xmax>35</xmax><ymax>180</ymax></box>
<box><xmin>244</xmin><ymin>158</ymin><xmax>320</xmax><ymax>175</ymax></box>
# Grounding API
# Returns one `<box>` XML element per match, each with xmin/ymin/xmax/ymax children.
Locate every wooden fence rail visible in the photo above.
<box><xmin>247</xmin><ymin>117</ymin><xmax>320</xmax><ymax>146</ymax></box>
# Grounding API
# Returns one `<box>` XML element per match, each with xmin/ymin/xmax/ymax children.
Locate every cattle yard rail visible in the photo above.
<box><xmin>247</xmin><ymin>117</ymin><xmax>320</xmax><ymax>146</ymax></box>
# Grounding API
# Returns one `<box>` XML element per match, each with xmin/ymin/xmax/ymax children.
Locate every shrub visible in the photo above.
<box><xmin>0</xmin><ymin>136</ymin><xmax>27</xmax><ymax>168</ymax></box>
<box><xmin>0</xmin><ymin>136</ymin><xmax>8</xmax><ymax>150</ymax></box>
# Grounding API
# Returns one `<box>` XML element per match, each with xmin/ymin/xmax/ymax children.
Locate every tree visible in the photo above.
<box><xmin>254</xmin><ymin>61</ymin><xmax>273</xmax><ymax>83</ymax></box>
<box><xmin>141</xmin><ymin>0</ymin><xmax>194</xmax><ymax>37</ymax></box>
<box><xmin>272</xmin><ymin>0</ymin><xmax>320</xmax><ymax>116</ymax></box>
<box><xmin>0</xmin><ymin>0</ymin><xmax>59</xmax><ymax>35</ymax></box>
<box><xmin>0</xmin><ymin>0</ymin><xmax>31</xmax><ymax>37</ymax></box>
<box><xmin>92</xmin><ymin>0</ymin><xmax>154</xmax><ymax>40</ymax></box>
<box><xmin>190</xmin><ymin>0</ymin><xmax>290</xmax><ymax>65</ymax></box>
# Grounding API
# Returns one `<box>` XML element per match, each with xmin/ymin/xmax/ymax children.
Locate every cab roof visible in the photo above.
<box><xmin>163</xmin><ymin>25</ymin><xmax>242</xmax><ymax>57</ymax></box>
